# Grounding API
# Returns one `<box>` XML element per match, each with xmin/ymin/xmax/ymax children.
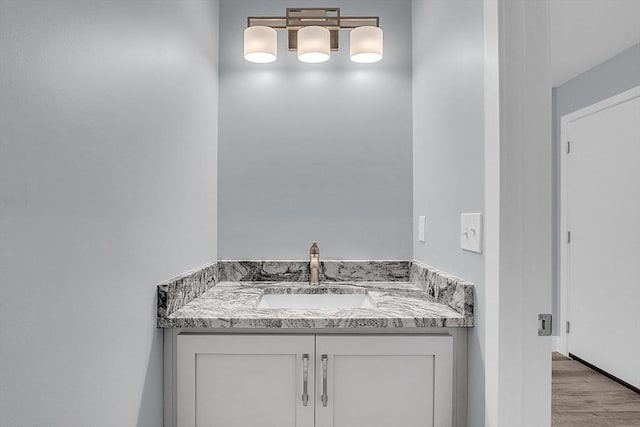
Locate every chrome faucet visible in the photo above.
<box><xmin>309</xmin><ymin>241</ymin><xmax>320</xmax><ymax>285</ymax></box>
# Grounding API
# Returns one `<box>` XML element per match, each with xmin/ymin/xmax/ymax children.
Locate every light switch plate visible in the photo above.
<box><xmin>418</xmin><ymin>216</ymin><xmax>426</xmax><ymax>242</ymax></box>
<box><xmin>461</xmin><ymin>213</ymin><xmax>482</xmax><ymax>253</ymax></box>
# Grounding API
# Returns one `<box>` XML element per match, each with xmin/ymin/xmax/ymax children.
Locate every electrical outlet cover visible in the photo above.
<box><xmin>418</xmin><ymin>216</ymin><xmax>425</xmax><ymax>242</ymax></box>
<box><xmin>461</xmin><ymin>213</ymin><xmax>482</xmax><ymax>253</ymax></box>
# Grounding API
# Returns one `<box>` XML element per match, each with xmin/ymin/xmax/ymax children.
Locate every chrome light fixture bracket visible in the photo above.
<box><xmin>247</xmin><ymin>8</ymin><xmax>380</xmax><ymax>52</ymax></box>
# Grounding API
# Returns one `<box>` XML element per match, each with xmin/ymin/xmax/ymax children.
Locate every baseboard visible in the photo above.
<box><xmin>552</xmin><ymin>336</ymin><xmax>560</xmax><ymax>353</ymax></box>
<box><xmin>569</xmin><ymin>353</ymin><xmax>640</xmax><ymax>395</ymax></box>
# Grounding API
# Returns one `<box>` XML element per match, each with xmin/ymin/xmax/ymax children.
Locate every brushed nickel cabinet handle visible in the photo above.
<box><xmin>302</xmin><ymin>354</ymin><xmax>309</xmax><ymax>406</ymax></box>
<box><xmin>321</xmin><ymin>354</ymin><xmax>328</xmax><ymax>407</ymax></box>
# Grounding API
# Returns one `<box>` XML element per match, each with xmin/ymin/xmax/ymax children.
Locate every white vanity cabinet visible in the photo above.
<box><xmin>315</xmin><ymin>335</ymin><xmax>453</xmax><ymax>427</ymax></box>
<box><xmin>175</xmin><ymin>334</ymin><xmax>453</xmax><ymax>427</ymax></box>
<box><xmin>177</xmin><ymin>335</ymin><xmax>315</xmax><ymax>427</ymax></box>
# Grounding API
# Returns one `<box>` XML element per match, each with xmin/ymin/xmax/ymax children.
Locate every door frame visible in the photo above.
<box><xmin>484</xmin><ymin>1</ymin><xmax>553</xmax><ymax>425</ymax></box>
<box><xmin>559</xmin><ymin>84</ymin><xmax>640</xmax><ymax>355</ymax></box>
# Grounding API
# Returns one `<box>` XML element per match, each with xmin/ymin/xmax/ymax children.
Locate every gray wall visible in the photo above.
<box><xmin>412</xmin><ymin>1</ymin><xmax>485</xmax><ymax>425</ymax></box>
<box><xmin>552</xmin><ymin>42</ymin><xmax>640</xmax><ymax>335</ymax></box>
<box><xmin>0</xmin><ymin>1</ymin><xmax>219</xmax><ymax>426</ymax></box>
<box><xmin>412</xmin><ymin>0</ymin><xmax>485</xmax><ymax>279</ymax></box>
<box><xmin>217</xmin><ymin>0</ymin><xmax>413</xmax><ymax>260</ymax></box>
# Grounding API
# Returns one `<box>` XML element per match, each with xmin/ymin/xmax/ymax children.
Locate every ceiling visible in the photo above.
<box><xmin>550</xmin><ymin>0</ymin><xmax>640</xmax><ymax>87</ymax></box>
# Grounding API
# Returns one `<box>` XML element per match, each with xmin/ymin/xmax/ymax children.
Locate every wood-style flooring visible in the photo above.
<box><xmin>553</xmin><ymin>352</ymin><xmax>640</xmax><ymax>426</ymax></box>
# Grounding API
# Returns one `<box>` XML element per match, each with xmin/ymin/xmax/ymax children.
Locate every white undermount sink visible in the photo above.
<box><xmin>256</xmin><ymin>292</ymin><xmax>376</xmax><ymax>309</ymax></box>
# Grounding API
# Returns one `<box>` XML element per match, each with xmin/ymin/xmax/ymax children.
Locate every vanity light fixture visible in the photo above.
<box><xmin>350</xmin><ymin>26</ymin><xmax>383</xmax><ymax>63</ymax></box>
<box><xmin>244</xmin><ymin>7</ymin><xmax>383</xmax><ymax>64</ymax></box>
<box><xmin>244</xmin><ymin>26</ymin><xmax>278</xmax><ymax>63</ymax></box>
<box><xmin>297</xmin><ymin>26</ymin><xmax>331</xmax><ymax>63</ymax></box>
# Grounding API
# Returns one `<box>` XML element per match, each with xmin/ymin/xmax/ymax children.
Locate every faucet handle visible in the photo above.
<box><xmin>310</xmin><ymin>241</ymin><xmax>319</xmax><ymax>256</ymax></box>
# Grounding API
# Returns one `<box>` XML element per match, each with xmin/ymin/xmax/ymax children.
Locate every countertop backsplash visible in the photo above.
<box><xmin>157</xmin><ymin>260</ymin><xmax>474</xmax><ymax>328</ymax></box>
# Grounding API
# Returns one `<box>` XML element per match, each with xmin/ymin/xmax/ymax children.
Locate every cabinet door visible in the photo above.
<box><xmin>177</xmin><ymin>334</ymin><xmax>315</xmax><ymax>427</ymax></box>
<box><xmin>315</xmin><ymin>335</ymin><xmax>453</xmax><ymax>427</ymax></box>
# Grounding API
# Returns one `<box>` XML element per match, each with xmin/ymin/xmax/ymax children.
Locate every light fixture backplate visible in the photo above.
<box><xmin>247</xmin><ymin>7</ymin><xmax>380</xmax><ymax>52</ymax></box>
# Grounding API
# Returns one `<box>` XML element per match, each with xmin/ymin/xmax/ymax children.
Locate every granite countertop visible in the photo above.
<box><xmin>160</xmin><ymin>281</ymin><xmax>471</xmax><ymax>329</ymax></box>
<box><xmin>157</xmin><ymin>261</ymin><xmax>475</xmax><ymax>329</ymax></box>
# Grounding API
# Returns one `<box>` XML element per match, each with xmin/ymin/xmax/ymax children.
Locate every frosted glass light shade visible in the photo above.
<box><xmin>350</xmin><ymin>26</ymin><xmax>383</xmax><ymax>63</ymax></box>
<box><xmin>297</xmin><ymin>26</ymin><xmax>330</xmax><ymax>63</ymax></box>
<box><xmin>244</xmin><ymin>26</ymin><xmax>277</xmax><ymax>63</ymax></box>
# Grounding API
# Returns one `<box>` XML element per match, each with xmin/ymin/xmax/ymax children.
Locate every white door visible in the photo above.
<box><xmin>565</xmin><ymin>93</ymin><xmax>640</xmax><ymax>388</ymax></box>
<box><xmin>176</xmin><ymin>334</ymin><xmax>315</xmax><ymax>427</ymax></box>
<box><xmin>315</xmin><ymin>335</ymin><xmax>453</xmax><ymax>427</ymax></box>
